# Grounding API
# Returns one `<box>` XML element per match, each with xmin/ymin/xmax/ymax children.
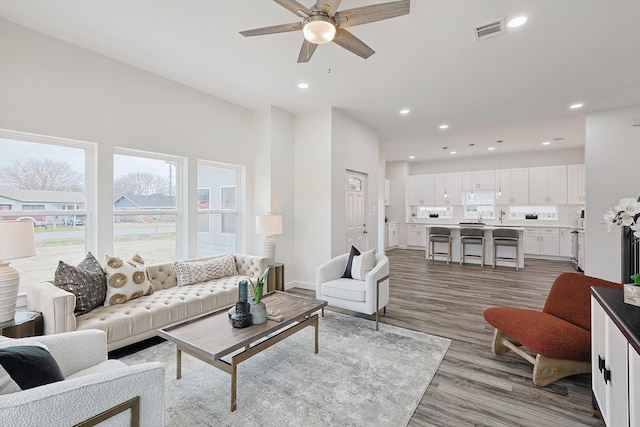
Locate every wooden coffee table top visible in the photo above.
<box><xmin>158</xmin><ymin>291</ymin><xmax>327</xmax><ymax>361</ymax></box>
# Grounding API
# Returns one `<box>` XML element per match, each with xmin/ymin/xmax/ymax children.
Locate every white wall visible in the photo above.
<box><xmin>585</xmin><ymin>105</ymin><xmax>640</xmax><ymax>282</ymax></box>
<box><xmin>0</xmin><ymin>19</ymin><xmax>259</xmax><ymax>260</ymax></box>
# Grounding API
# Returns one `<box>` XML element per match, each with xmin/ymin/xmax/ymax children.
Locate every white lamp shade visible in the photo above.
<box><xmin>255</xmin><ymin>215</ymin><xmax>283</xmax><ymax>236</ymax></box>
<box><xmin>0</xmin><ymin>221</ymin><xmax>36</xmax><ymax>261</ymax></box>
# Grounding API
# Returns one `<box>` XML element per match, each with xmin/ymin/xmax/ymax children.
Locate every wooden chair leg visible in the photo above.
<box><xmin>532</xmin><ymin>354</ymin><xmax>591</xmax><ymax>387</ymax></box>
<box><xmin>491</xmin><ymin>329</ymin><xmax>512</xmax><ymax>355</ymax></box>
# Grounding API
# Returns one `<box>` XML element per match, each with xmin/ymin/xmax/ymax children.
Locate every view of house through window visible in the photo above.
<box><xmin>0</xmin><ymin>133</ymin><xmax>90</xmax><ymax>286</ymax></box>
<box><xmin>197</xmin><ymin>161</ymin><xmax>239</xmax><ymax>256</ymax></box>
<box><xmin>113</xmin><ymin>151</ymin><xmax>180</xmax><ymax>264</ymax></box>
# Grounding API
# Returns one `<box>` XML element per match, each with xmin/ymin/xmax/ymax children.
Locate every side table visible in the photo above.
<box><xmin>0</xmin><ymin>311</ymin><xmax>43</xmax><ymax>338</ymax></box>
<box><xmin>267</xmin><ymin>262</ymin><xmax>285</xmax><ymax>292</ymax></box>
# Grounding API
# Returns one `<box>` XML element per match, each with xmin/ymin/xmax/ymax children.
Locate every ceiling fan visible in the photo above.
<box><xmin>240</xmin><ymin>0</ymin><xmax>410</xmax><ymax>63</ymax></box>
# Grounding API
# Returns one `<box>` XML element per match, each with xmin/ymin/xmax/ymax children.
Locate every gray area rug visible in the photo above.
<box><xmin>121</xmin><ymin>311</ymin><xmax>451</xmax><ymax>427</ymax></box>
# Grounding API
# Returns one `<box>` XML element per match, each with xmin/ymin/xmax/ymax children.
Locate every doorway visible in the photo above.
<box><xmin>345</xmin><ymin>170</ymin><xmax>368</xmax><ymax>251</ymax></box>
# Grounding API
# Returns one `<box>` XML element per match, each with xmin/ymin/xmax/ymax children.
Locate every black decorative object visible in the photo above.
<box><xmin>230</xmin><ymin>280</ymin><xmax>252</xmax><ymax>328</ymax></box>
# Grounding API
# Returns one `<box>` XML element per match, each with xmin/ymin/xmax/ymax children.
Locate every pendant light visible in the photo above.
<box><xmin>442</xmin><ymin>147</ymin><xmax>449</xmax><ymax>200</ymax></box>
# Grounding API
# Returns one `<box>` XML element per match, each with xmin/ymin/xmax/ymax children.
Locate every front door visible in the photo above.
<box><xmin>346</xmin><ymin>171</ymin><xmax>368</xmax><ymax>251</ymax></box>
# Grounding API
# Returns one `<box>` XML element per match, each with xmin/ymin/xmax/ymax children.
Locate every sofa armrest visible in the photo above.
<box><xmin>26</xmin><ymin>281</ymin><xmax>77</xmax><ymax>335</ymax></box>
<box><xmin>0</xmin><ymin>362</ymin><xmax>165</xmax><ymax>427</ymax></box>
<box><xmin>234</xmin><ymin>254</ymin><xmax>268</xmax><ymax>278</ymax></box>
<box><xmin>19</xmin><ymin>330</ymin><xmax>108</xmax><ymax>377</ymax></box>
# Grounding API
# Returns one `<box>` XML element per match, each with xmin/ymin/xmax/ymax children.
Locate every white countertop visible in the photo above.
<box><xmin>406</xmin><ymin>222</ymin><xmax>582</xmax><ymax>230</ymax></box>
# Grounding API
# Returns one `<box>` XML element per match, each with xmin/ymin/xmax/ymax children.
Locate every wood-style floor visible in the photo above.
<box><xmin>290</xmin><ymin>249</ymin><xmax>604</xmax><ymax>427</ymax></box>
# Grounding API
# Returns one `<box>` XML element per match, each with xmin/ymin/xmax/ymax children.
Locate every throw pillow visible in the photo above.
<box><xmin>341</xmin><ymin>246</ymin><xmax>361</xmax><ymax>279</ymax></box>
<box><xmin>54</xmin><ymin>252</ymin><xmax>107</xmax><ymax>316</ymax></box>
<box><xmin>351</xmin><ymin>248</ymin><xmax>377</xmax><ymax>280</ymax></box>
<box><xmin>0</xmin><ymin>342</ymin><xmax>64</xmax><ymax>394</ymax></box>
<box><xmin>174</xmin><ymin>253</ymin><xmax>238</xmax><ymax>287</ymax></box>
<box><xmin>103</xmin><ymin>254</ymin><xmax>154</xmax><ymax>306</ymax></box>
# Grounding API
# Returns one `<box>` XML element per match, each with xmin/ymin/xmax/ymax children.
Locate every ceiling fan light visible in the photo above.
<box><xmin>303</xmin><ymin>15</ymin><xmax>336</xmax><ymax>45</ymax></box>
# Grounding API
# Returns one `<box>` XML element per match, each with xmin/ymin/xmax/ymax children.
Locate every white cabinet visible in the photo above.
<box><xmin>434</xmin><ymin>172</ymin><xmax>463</xmax><ymax>205</ymax></box>
<box><xmin>577</xmin><ymin>231</ymin><xmax>585</xmax><ymax>271</ymax></box>
<box><xmin>567</xmin><ymin>164</ymin><xmax>585</xmax><ymax>204</ymax></box>
<box><xmin>524</xmin><ymin>228</ymin><xmax>559</xmax><ymax>256</ymax></box>
<box><xmin>384</xmin><ymin>179</ymin><xmax>390</xmax><ymax>206</ymax></box>
<box><xmin>463</xmin><ymin>170</ymin><xmax>495</xmax><ymax>192</ymax></box>
<box><xmin>407</xmin><ymin>175</ymin><xmax>435</xmax><ymax>206</ymax></box>
<box><xmin>497</xmin><ymin>168</ymin><xmax>529</xmax><ymax>204</ymax></box>
<box><xmin>591</xmin><ymin>296</ymin><xmax>633</xmax><ymax>427</ymax></box>
<box><xmin>406</xmin><ymin>224</ymin><xmax>427</xmax><ymax>247</ymax></box>
<box><xmin>631</xmin><ymin>344</ymin><xmax>640</xmax><ymax>426</ymax></box>
<box><xmin>559</xmin><ymin>228</ymin><xmax>573</xmax><ymax>258</ymax></box>
<box><xmin>529</xmin><ymin>166</ymin><xmax>567</xmax><ymax>204</ymax></box>
<box><xmin>386</xmin><ymin>222</ymin><xmax>398</xmax><ymax>249</ymax></box>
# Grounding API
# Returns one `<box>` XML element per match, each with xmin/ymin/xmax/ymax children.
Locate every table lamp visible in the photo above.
<box><xmin>255</xmin><ymin>215</ymin><xmax>283</xmax><ymax>264</ymax></box>
<box><xmin>0</xmin><ymin>221</ymin><xmax>36</xmax><ymax>323</ymax></box>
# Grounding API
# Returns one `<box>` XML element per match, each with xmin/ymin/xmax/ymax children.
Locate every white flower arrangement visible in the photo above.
<box><xmin>603</xmin><ymin>197</ymin><xmax>640</xmax><ymax>238</ymax></box>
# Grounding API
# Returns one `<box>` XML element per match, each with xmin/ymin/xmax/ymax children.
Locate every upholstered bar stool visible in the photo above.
<box><xmin>460</xmin><ymin>228</ymin><xmax>485</xmax><ymax>267</ymax></box>
<box><xmin>428</xmin><ymin>227</ymin><xmax>452</xmax><ymax>263</ymax></box>
<box><xmin>492</xmin><ymin>228</ymin><xmax>520</xmax><ymax>271</ymax></box>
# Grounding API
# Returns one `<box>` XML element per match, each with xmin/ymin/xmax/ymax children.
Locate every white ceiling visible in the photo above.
<box><xmin>1</xmin><ymin>0</ymin><xmax>639</xmax><ymax>162</ymax></box>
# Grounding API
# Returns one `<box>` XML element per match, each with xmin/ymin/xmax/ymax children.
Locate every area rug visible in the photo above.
<box><xmin>121</xmin><ymin>312</ymin><xmax>451</xmax><ymax>427</ymax></box>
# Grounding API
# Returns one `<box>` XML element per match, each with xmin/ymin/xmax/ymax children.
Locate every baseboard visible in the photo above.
<box><xmin>285</xmin><ymin>281</ymin><xmax>315</xmax><ymax>291</ymax></box>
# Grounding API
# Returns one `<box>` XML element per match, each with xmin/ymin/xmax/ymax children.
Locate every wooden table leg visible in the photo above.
<box><xmin>314</xmin><ymin>314</ymin><xmax>319</xmax><ymax>354</ymax></box>
<box><xmin>176</xmin><ymin>348</ymin><xmax>182</xmax><ymax>379</ymax></box>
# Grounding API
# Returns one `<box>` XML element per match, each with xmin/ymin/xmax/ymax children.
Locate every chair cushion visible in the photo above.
<box><xmin>493</xmin><ymin>239</ymin><xmax>518</xmax><ymax>246</ymax></box>
<box><xmin>430</xmin><ymin>236</ymin><xmax>450</xmax><ymax>243</ymax></box>
<box><xmin>483</xmin><ymin>307</ymin><xmax>591</xmax><ymax>361</ymax></box>
<box><xmin>321</xmin><ymin>279</ymin><xmax>366</xmax><ymax>302</ymax></box>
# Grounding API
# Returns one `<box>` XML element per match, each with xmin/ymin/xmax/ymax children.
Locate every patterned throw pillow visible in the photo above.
<box><xmin>103</xmin><ymin>254</ymin><xmax>154</xmax><ymax>306</ymax></box>
<box><xmin>174</xmin><ymin>253</ymin><xmax>238</xmax><ymax>286</ymax></box>
<box><xmin>54</xmin><ymin>252</ymin><xmax>107</xmax><ymax>316</ymax></box>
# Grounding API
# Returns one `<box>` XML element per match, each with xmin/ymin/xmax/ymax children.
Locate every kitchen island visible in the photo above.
<box><xmin>423</xmin><ymin>225</ymin><xmax>525</xmax><ymax>268</ymax></box>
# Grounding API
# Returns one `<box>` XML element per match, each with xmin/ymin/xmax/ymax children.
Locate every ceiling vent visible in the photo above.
<box><xmin>474</xmin><ymin>19</ymin><xmax>505</xmax><ymax>41</ymax></box>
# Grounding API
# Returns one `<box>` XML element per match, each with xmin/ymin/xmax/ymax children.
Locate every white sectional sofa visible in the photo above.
<box><xmin>27</xmin><ymin>254</ymin><xmax>267</xmax><ymax>351</ymax></box>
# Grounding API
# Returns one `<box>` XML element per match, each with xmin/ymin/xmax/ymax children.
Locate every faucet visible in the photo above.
<box><xmin>499</xmin><ymin>210</ymin><xmax>506</xmax><ymax>224</ymax></box>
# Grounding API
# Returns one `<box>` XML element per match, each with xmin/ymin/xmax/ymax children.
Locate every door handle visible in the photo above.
<box><xmin>603</xmin><ymin>368</ymin><xmax>611</xmax><ymax>384</ymax></box>
<box><xmin>598</xmin><ymin>355</ymin><xmax>605</xmax><ymax>373</ymax></box>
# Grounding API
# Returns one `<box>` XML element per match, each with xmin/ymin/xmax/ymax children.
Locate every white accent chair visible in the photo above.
<box><xmin>316</xmin><ymin>252</ymin><xmax>390</xmax><ymax>330</ymax></box>
<box><xmin>0</xmin><ymin>329</ymin><xmax>165</xmax><ymax>427</ymax></box>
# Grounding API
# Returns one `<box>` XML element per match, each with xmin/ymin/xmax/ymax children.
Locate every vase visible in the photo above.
<box><xmin>250</xmin><ymin>301</ymin><xmax>267</xmax><ymax>324</ymax></box>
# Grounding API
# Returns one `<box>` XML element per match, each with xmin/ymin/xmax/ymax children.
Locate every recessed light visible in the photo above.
<box><xmin>507</xmin><ymin>16</ymin><xmax>528</xmax><ymax>28</ymax></box>
<box><xmin>569</xmin><ymin>103</ymin><xmax>583</xmax><ymax>109</ymax></box>
<box><xmin>450</xmin><ymin>151</ymin><xmax>456</xmax><ymax>155</ymax></box>
<box><xmin>488</xmin><ymin>147</ymin><xmax>495</xmax><ymax>151</ymax></box>
<box><xmin>297</xmin><ymin>83</ymin><xmax>309</xmax><ymax>89</ymax></box>
<box><xmin>439</xmin><ymin>124</ymin><xmax>449</xmax><ymax>129</ymax></box>
<box><xmin>542</xmin><ymin>141</ymin><xmax>551</xmax><ymax>145</ymax></box>
<box><xmin>400</xmin><ymin>109</ymin><xmax>410</xmax><ymax>115</ymax></box>
<box><xmin>409</xmin><ymin>155</ymin><xmax>415</xmax><ymax>159</ymax></box>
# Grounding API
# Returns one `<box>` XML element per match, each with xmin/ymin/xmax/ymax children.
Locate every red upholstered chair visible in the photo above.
<box><xmin>483</xmin><ymin>272</ymin><xmax>622</xmax><ymax>386</ymax></box>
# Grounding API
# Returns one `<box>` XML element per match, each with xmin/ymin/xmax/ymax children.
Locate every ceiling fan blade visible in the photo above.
<box><xmin>315</xmin><ymin>0</ymin><xmax>342</xmax><ymax>17</ymax></box>
<box><xmin>332</xmin><ymin>29</ymin><xmax>375</xmax><ymax>59</ymax></box>
<box><xmin>240</xmin><ymin>22</ymin><xmax>303</xmax><ymax>37</ymax></box>
<box><xmin>297</xmin><ymin>39</ymin><xmax>319</xmax><ymax>63</ymax></box>
<box><xmin>335</xmin><ymin>0</ymin><xmax>409</xmax><ymax>28</ymax></box>
<box><xmin>274</xmin><ymin>0</ymin><xmax>311</xmax><ymax>17</ymax></box>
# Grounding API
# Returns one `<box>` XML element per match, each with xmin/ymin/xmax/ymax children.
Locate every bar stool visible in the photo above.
<box><xmin>428</xmin><ymin>227</ymin><xmax>452</xmax><ymax>263</ymax></box>
<box><xmin>492</xmin><ymin>228</ymin><xmax>520</xmax><ymax>271</ymax></box>
<box><xmin>460</xmin><ymin>228</ymin><xmax>485</xmax><ymax>267</ymax></box>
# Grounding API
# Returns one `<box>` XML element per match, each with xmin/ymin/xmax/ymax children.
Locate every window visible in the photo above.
<box><xmin>509</xmin><ymin>206</ymin><xmax>558</xmax><ymax>220</ymax></box>
<box><xmin>464</xmin><ymin>191</ymin><xmax>495</xmax><ymax>219</ymax></box>
<box><xmin>197</xmin><ymin>161</ymin><xmax>240</xmax><ymax>256</ymax></box>
<box><xmin>113</xmin><ymin>150</ymin><xmax>181</xmax><ymax>264</ymax></box>
<box><xmin>416</xmin><ymin>206</ymin><xmax>453</xmax><ymax>219</ymax></box>
<box><xmin>0</xmin><ymin>130</ymin><xmax>92</xmax><ymax>286</ymax></box>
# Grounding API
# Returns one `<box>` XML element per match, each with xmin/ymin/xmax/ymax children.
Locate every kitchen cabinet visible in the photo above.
<box><xmin>496</xmin><ymin>168</ymin><xmax>529</xmax><ymax>204</ymax></box>
<box><xmin>591</xmin><ymin>289</ymin><xmax>640</xmax><ymax>427</ymax></box>
<box><xmin>529</xmin><ymin>166</ymin><xmax>567</xmax><ymax>204</ymax></box>
<box><xmin>559</xmin><ymin>228</ymin><xmax>574</xmax><ymax>258</ymax></box>
<box><xmin>567</xmin><ymin>164</ymin><xmax>585</xmax><ymax>205</ymax></box>
<box><xmin>524</xmin><ymin>228</ymin><xmax>559</xmax><ymax>256</ymax></box>
<box><xmin>384</xmin><ymin>179</ymin><xmax>390</xmax><ymax>206</ymax></box>
<box><xmin>462</xmin><ymin>170</ymin><xmax>495</xmax><ymax>192</ymax></box>
<box><xmin>406</xmin><ymin>224</ymin><xmax>427</xmax><ymax>247</ymax></box>
<box><xmin>407</xmin><ymin>175</ymin><xmax>435</xmax><ymax>206</ymax></box>
<box><xmin>577</xmin><ymin>230</ymin><xmax>585</xmax><ymax>271</ymax></box>
<box><xmin>434</xmin><ymin>172</ymin><xmax>463</xmax><ymax>205</ymax></box>
<box><xmin>386</xmin><ymin>222</ymin><xmax>398</xmax><ymax>249</ymax></box>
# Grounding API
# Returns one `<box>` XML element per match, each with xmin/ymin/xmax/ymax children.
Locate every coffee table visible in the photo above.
<box><xmin>157</xmin><ymin>291</ymin><xmax>327</xmax><ymax>412</ymax></box>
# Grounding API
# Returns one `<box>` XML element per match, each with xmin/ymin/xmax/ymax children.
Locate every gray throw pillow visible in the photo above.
<box><xmin>54</xmin><ymin>252</ymin><xmax>107</xmax><ymax>316</ymax></box>
<box><xmin>174</xmin><ymin>253</ymin><xmax>239</xmax><ymax>286</ymax></box>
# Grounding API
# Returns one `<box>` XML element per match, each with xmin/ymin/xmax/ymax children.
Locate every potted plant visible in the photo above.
<box><xmin>249</xmin><ymin>267</ymin><xmax>270</xmax><ymax>324</ymax></box>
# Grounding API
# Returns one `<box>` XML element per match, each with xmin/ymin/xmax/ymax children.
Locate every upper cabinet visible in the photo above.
<box><xmin>567</xmin><ymin>164</ymin><xmax>585</xmax><ymax>204</ymax></box>
<box><xmin>497</xmin><ymin>168</ymin><xmax>529</xmax><ymax>204</ymax></box>
<box><xmin>434</xmin><ymin>172</ymin><xmax>463</xmax><ymax>205</ymax></box>
<box><xmin>529</xmin><ymin>166</ymin><xmax>567</xmax><ymax>204</ymax></box>
<box><xmin>407</xmin><ymin>174</ymin><xmax>435</xmax><ymax>206</ymax></box>
<box><xmin>462</xmin><ymin>170</ymin><xmax>495</xmax><ymax>192</ymax></box>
